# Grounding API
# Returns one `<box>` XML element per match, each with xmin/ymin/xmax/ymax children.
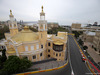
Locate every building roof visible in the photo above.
<box><xmin>0</xmin><ymin>39</ymin><xmax>6</xmax><ymax>46</ymax></box>
<box><xmin>6</xmin><ymin>48</ymin><xmax>16</xmax><ymax>54</ymax></box>
<box><xmin>87</xmin><ymin>32</ymin><xmax>96</xmax><ymax>36</ymax></box>
<box><xmin>53</xmin><ymin>40</ymin><xmax>64</xmax><ymax>45</ymax></box>
<box><xmin>11</xmin><ymin>26</ymin><xmax>39</xmax><ymax>43</ymax></box>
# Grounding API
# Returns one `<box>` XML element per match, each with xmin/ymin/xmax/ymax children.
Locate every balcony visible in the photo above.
<box><xmin>53</xmin><ymin>43</ymin><xmax>63</xmax><ymax>52</ymax></box>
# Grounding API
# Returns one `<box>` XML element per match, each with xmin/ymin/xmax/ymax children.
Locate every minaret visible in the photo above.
<box><xmin>38</xmin><ymin>6</ymin><xmax>47</xmax><ymax>49</ymax></box>
<box><xmin>9</xmin><ymin>10</ymin><xmax>18</xmax><ymax>36</ymax></box>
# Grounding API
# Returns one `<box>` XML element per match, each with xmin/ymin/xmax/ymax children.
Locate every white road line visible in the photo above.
<box><xmin>68</xmin><ymin>36</ymin><xmax>74</xmax><ymax>75</ymax></box>
<box><xmin>72</xmin><ymin>36</ymin><xmax>92</xmax><ymax>74</ymax></box>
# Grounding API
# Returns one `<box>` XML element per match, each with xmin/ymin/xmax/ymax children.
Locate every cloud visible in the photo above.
<box><xmin>0</xmin><ymin>0</ymin><xmax>100</xmax><ymax>25</ymax></box>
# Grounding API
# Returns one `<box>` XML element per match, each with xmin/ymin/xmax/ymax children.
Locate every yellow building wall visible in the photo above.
<box><xmin>47</xmin><ymin>39</ymin><xmax>66</xmax><ymax>61</ymax></box>
<box><xmin>10</xmin><ymin>29</ymin><xmax>18</xmax><ymax>36</ymax></box>
<box><xmin>39</xmin><ymin>31</ymin><xmax>47</xmax><ymax>49</ymax></box>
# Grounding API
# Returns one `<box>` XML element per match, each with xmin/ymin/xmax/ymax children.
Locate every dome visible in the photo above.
<box><xmin>11</xmin><ymin>27</ymin><xmax>39</xmax><ymax>43</ymax></box>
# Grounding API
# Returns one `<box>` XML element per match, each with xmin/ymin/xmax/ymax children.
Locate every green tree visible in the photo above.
<box><xmin>78</xmin><ymin>39</ymin><xmax>84</xmax><ymax>46</ymax></box>
<box><xmin>94</xmin><ymin>47</ymin><xmax>97</xmax><ymax>51</ymax></box>
<box><xmin>72</xmin><ymin>31</ymin><xmax>83</xmax><ymax>38</ymax></box>
<box><xmin>29</xmin><ymin>26</ymin><xmax>38</xmax><ymax>32</ymax></box>
<box><xmin>2</xmin><ymin>55</ymin><xmax>32</xmax><ymax>74</ymax></box>
<box><xmin>83</xmin><ymin>46</ymin><xmax>88</xmax><ymax>50</ymax></box>
<box><xmin>0</xmin><ymin>49</ymin><xmax>7</xmax><ymax>70</ymax></box>
<box><xmin>47</xmin><ymin>26</ymin><xmax>68</xmax><ymax>34</ymax></box>
<box><xmin>0</xmin><ymin>25</ymin><xmax>9</xmax><ymax>40</ymax></box>
<box><xmin>1</xmin><ymin>49</ymin><xmax>7</xmax><ymax>62</ymax></box>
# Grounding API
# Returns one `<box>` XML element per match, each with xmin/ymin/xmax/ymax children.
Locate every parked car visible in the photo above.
<box><xmin>81</xmin><ymin>57</ymin><xmax>86</xmax><ymax>62</ymax></box>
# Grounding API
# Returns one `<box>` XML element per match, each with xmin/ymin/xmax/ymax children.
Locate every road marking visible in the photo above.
<box><xmin>88</xmin><ymin>59</ymin><xmax>100</xmax><ymax>73</ymax></box>
<box><xmin>72</xmin><ymin>36</ymin><xmax>94</xmax><ymax>74</ymax></box>
<box><xmin>68</xmin><ymin>36</ymin><xmax>74</xmax><ymax>75</ymax></box>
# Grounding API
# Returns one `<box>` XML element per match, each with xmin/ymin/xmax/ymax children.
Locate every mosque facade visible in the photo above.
<box><xmin>4</xmin><ymin>6</ymin><xmax>68</xmax><ymax>62</ymax></box>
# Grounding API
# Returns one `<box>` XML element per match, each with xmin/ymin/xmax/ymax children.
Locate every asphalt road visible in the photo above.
<box><xmin>29</xmin><ymin>33</ymin><xmax>91</xmax><ymax>75</ymax></box>
<box><xmin>68</xmin><ymin>35</ymin><xmax>91</xmax><ymax>75</ymax></box>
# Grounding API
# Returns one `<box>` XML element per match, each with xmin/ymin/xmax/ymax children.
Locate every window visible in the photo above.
<box><xmin>25</xmin><ymin>46</ymin><xmax>28</xmax><ymax>51</ymax></box>
<box><xmin>53</xmin><ymin>44</ymin><xmax>63</xmax><ymax>52</ymax></box>
<box><xmin>59</xmin><ymin>53</ymin><xmax>61</xmax><ymax>56</ymax></box>
<box><xmin>41</xmin><ymin>45</ymin><xmax>43</xmax><ymax>48</ymax></box>
<box><xmin>44</xmin><ymin>24</ymin><xmax>45</xmax><ymax>30</ymax></box>
<box><xmin>31</xmin><ymin>46</ymin><xmax>34</xmax><ymax>50</ymax></box>
<box><xmin>36</xmin><ymin>44</ymin><xmax>39</xmax><ymax>49</ymax></box>
<box><xmin>40</xmin><ymin>16</ymin><xmax>45</xmax><ymax>20</ymax></box>
<box><xmin>10</xmin><ymin>24</ymin><xmax>12</xmax><ymax>27</ymax></box>
<box><xmin>14</xmin><ymin>24</ymin><xmax>16</xmax><ymax>27</ymax></box>
<box><xmin>40</xmin><ymin>53</ymin><xmax>42</xmax><ymax>56</ymax></box>
<box><xmin>53</xmin><ymin>52</ymin><xmax>55</xmax><ymax>55</ymax></box>
<box><xmin>48</xmin><ymin>42</ymin><xmax>50</xmax><ymax>46</ymax></box>
<box><xmin>45</xmin><ymin>25</ymin><xmax>46</xmax><ymax>29</ymax></box>
<box><xmin>48</xmin><ymin>49</ymin><xmax>50</xmax><ymax>52</ymax></box>
<box><xmin>56</xmin><ymin>53</ymin><xmax>58</xmax><ymax>56</ymax></box>
<box><xmin>23</xmin><ymin>56</ymin><xmax>28</xmax><ymax>59</ymax></box>
<box><xmin>48</xmin><ymin>55</ymin><xmax>50</xmax><ymax>57</ymax></box>
<box><xmin>33</xmin><ymin>55</ymin><xmax>36</xmax><ymax>59</ymax></box>
<box><xmin>41</xmin><ymin>34</ymin><xmax>42</xmax><ymax>38</ymax></box>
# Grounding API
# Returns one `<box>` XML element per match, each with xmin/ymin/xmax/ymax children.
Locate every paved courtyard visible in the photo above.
<box><xmin>29</xmin><ymin>60</ymin><xmax>67</xmax><ymax>70</ymax></box>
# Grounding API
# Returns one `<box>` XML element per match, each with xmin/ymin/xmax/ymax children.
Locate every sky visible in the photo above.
<box><xmin>0</xmin><ymin>0</ymin><xmax>100</xmax><ymax>25</ymax></box>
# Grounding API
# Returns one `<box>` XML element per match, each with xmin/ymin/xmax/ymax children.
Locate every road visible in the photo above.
<box><xmin>68</xmin><ymin>35</ymin><xmax>91</xmax><ymax>75</ymax></box>
<box><xmin>29</xmin><ymin>34</ymin><xmax>91</xmax><ymax>75</ymax></box>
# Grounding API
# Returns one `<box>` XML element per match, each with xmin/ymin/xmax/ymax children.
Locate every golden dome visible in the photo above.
<box><xmin>11</xmin><ymin>28</ymin><xmax>39</xmax><ymax>43</ymax></box>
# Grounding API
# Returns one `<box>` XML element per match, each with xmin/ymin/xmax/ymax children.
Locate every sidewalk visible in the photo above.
<box><xmin>84</xmin><ymin>42</ymin><xmax>100</xmax><ymax>63</ymax></box>
<box><xmin>29</xmin><ymin>60</ymin><xmax>67</xmax><ymax>70</ymax></box>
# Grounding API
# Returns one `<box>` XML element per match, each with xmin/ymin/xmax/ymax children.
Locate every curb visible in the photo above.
<box><xmin>72</xmin><ymin>36</ymin><xmax>96</xmax><ymax>75</ymax></box>
<box><xmin>16</xmin><ymin>59</ymin><xmax>69</xmax><ymax>75</ymax></box>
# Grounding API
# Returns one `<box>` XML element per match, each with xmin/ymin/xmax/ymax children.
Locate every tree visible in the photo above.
<box><xmin>83</xmin><ymin>46</ymin><xmax>88</xmax><ymax>50</ymax></box>
<box><xmin>72</xmin><ymin>31</ymin><xmax>83</xmax><ymax>38</ymax></box>
<box><xmin>1</xmin><ymin>49</ymin><xmax>7</xmax><ymax>62</ymax></box>
<box><xmin>78</xmin><ymin>39</ymin><xmax>84</xmax><ymax>46</ymax></box>
<box><xmin>2</xmin><ymin>55</ymin><xmax>32</xmax><ymax>74</ymax></box>
<box><xmin>72</xmin><ymin>31</ymin><xmax>80</xmax><ymax>38</ymax></box>
<box><xmin>29</xmin><ymin>26</ymin><xmax>38</xmax><ymax>32</ymax></box>
<box><xmin>47</xmin><ymin>26</ymin><xmax>68</xmax><ymax>34</ymax></box>
<box><xmin>94</xmin><ymin>47</ymin><xmax>97</xmax><ymax>51</ymax></box>
<box><xmin>0</xmin><ymin>25</ymin><xmax>9</xmax><ymax>40</ymax></box>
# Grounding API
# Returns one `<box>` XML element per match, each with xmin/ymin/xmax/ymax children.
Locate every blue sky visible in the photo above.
<box><xmin>0</xmin><ymin>0</ymin><xmax>100</xmax><ymax>25</ymax></box>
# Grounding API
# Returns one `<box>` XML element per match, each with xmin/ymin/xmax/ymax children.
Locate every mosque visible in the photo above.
<box><xmin>4</xmin><ymin>6</ymin><xmax>68</xmax><ymax>62</ymax></box>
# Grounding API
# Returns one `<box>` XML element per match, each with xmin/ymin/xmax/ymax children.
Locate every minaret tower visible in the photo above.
<box><xmin>38</xmin><ymin>6</ymin><xmax>47</xmax><ymax>49</ymax></box>
<box><xmin>9</xmin><ymin>10</ymin><xmax>18</xmax><ymax>36</ymax></box>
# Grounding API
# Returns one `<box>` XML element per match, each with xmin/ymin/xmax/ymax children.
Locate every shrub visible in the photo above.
<box><xmin>83</xmin><ymin>46</ymin><xmax>88</xmax><ymax>50</ymax></box>
<box><xmin>94</xmin><ymin>47</ymin><xmax>97</xmax><ymax>51</ymax></box>
<box><xmin>78</xmin><ymin>39</ymin><xmax>84</xmax><ymax>46</ymax></box>
<box><xmin>2</xmin><ymin>55</ymin><xmax>32</xmax><ymax>74</ymax></box>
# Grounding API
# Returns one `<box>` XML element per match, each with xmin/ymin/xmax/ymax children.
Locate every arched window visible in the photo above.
<box><xmin>48</xmin><ymin>42</ymin><xmax>50</xmax><ymax>46</ymax></box>
<box><xmin>41</xmin><ymin>45</ymin><xmax>43</xmax><ymax>48</ymax></box>
<box><xmin>41</xmin><ymin>34</ymin><xmax>42</xmax><ymax>38</ymax></box>
<box><xmin>10</xmin><ymin>24</ymin><xmax>12</xmax><ymax>27</ymax></box>
<box><xmin>14</xmin><ymin>24</ymin><xmax>16</xmax><ymax>27</ymax></box>
<box><xmin>48</xmin><ymin>55</ymin><xmax>50</xmax><ymax>57</ymax></box>
<box><xmin>40</xmin><ymin>53</ymin><xmax>42</xmax><ymax>56</ymax></box>
<box><xmin>33</xmin><ymin>55</ymin><xmax>36</xmax><ymax>59</ymax></box>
